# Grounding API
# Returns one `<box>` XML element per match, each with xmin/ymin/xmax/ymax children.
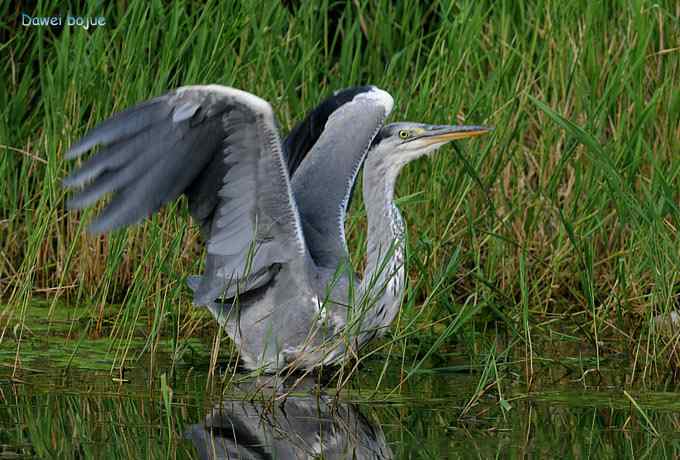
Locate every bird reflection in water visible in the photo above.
<box><xmin>186</xmin><ymin>377</ymin><xmax>392</xmax><ymax>459</ymax></box>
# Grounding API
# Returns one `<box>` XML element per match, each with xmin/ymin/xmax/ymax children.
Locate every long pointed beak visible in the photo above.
<box><xmin>417</xmin><ymin>125</ymin><xmax>493</xmax><ymax>145</ymax></box>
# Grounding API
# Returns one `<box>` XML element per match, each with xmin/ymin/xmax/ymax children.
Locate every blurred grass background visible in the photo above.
<box><xmin>0</xmin><ymin>0</ymin><xmax>679</xmax><ymax>383</ymax></box>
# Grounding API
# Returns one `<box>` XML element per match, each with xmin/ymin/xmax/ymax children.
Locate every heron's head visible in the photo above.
<box><xmin>369</xmin><ymin>122</ymin><xmax>492</xmax><ymax>169</ymax></box>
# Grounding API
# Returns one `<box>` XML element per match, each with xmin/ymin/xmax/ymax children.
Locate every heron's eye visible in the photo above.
<box><xmin>398</xmin><ymin>130</ymin><xmax>410</xmax><ymax>140</ymax></box>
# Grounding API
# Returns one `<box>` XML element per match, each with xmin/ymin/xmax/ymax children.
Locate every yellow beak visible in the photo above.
<box><xmin>418</xmin><ymin>125</ymin><xmax>492</xmax><ymax>145</ymax></box>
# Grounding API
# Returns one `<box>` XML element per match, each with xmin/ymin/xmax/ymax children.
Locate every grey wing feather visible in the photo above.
<box><xmin>282</xmin><ymin>85</ymin><xmax>376</xmax><ymax>176</ymax></box>
<box><xmin>66</xmin><ymin>98</ymin><xmax>172</xmax><ymax>159</ymax></box>
<box><xmin>291</xmin><ymin>86</ymin><xmax>393</xmax><ymax>268</ymax></box>
<box><xmin>64</xmin><ymin>85</ymin><xmax>309</xmax><ymax>305</ymax></box>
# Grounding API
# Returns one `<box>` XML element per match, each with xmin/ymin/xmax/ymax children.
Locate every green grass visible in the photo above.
<box><xmin>1</xmin><ymin>0</ymin><xmax>679</xmax><ymax>389</ymax></box>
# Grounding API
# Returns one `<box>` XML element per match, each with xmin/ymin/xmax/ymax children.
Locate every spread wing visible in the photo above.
<box><xmin>64</xmin><ymin>85</ymin><xmax>309</xmax><ymax>305</ymax></box>
<box><xmin>283</xmin><ymin>86</ymin><xmax>376</xmax><ymax>176</ymax></box>
<box><xmin>287</xmin><ymin>86</ymin><xmax>393</xmax><ymax>268</ymax></box>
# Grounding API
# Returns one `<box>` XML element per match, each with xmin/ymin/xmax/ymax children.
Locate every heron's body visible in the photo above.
<box><xmin>64</xmin><ymin>85</ymin><xmax>489</xmax><ymax>372</ymax></box>
<box><xmin>198</xmin><ymin>142</ymin><xmax>409</xmax><ymax>370</ymax></box>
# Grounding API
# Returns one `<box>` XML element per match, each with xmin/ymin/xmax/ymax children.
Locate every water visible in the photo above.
<box><xmin>3</xmin><ymin>303</ymin><xmax>680</xmax><ymax>458</ymax></box>
<box><xmin>3</xmin><ymin>356</ymin><xmax>680</xmax><ymax>459</ymax></box>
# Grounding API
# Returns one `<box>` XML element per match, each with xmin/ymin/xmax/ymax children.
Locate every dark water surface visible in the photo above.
<box><xmin>2</xmin><ymin>303</ymin><xmax>680</xmax><ymax>458</ymax></box>
<box><xmin>3</xmin><ymin>354</ymin><xmax>680</xmax><ymax>459</ymax></box>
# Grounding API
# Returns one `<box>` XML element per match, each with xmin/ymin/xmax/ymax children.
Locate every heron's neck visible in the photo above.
<box><xmin>356</xmin><ymin>152</ymin><xmax>406</xmax><ymax>342</ymax></box>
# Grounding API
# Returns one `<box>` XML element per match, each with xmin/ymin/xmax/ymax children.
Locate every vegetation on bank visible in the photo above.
<box><xmin>1</xmin><ymin>0</ymin><xmax>679</xmax><ymax>385</ymax></box>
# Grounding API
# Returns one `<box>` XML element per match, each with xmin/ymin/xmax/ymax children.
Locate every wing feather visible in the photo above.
<box><xmin>283</xmin><ymin>86</ymin><xmax>376</xmax><ymax>176</ymax></box>
<box><xmin>289</xmin><ymin>86</ymin><xmax>393</xmax><ymax>268</ymax></box>
<box><xmin>64</xmin><ymin>85</ymin><xmax>310</xmax><ymax>305</ymax></box>
<box><xmin>66</xmin><ymin>99</ymin><xmax>171</xmax><ymax>159</ymax></box>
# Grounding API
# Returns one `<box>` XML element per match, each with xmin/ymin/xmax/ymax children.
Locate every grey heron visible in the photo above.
<box><xmin>63</xmin><ymin>85</ymin><xmax>490</xmax><ymax>372</ymax></box>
